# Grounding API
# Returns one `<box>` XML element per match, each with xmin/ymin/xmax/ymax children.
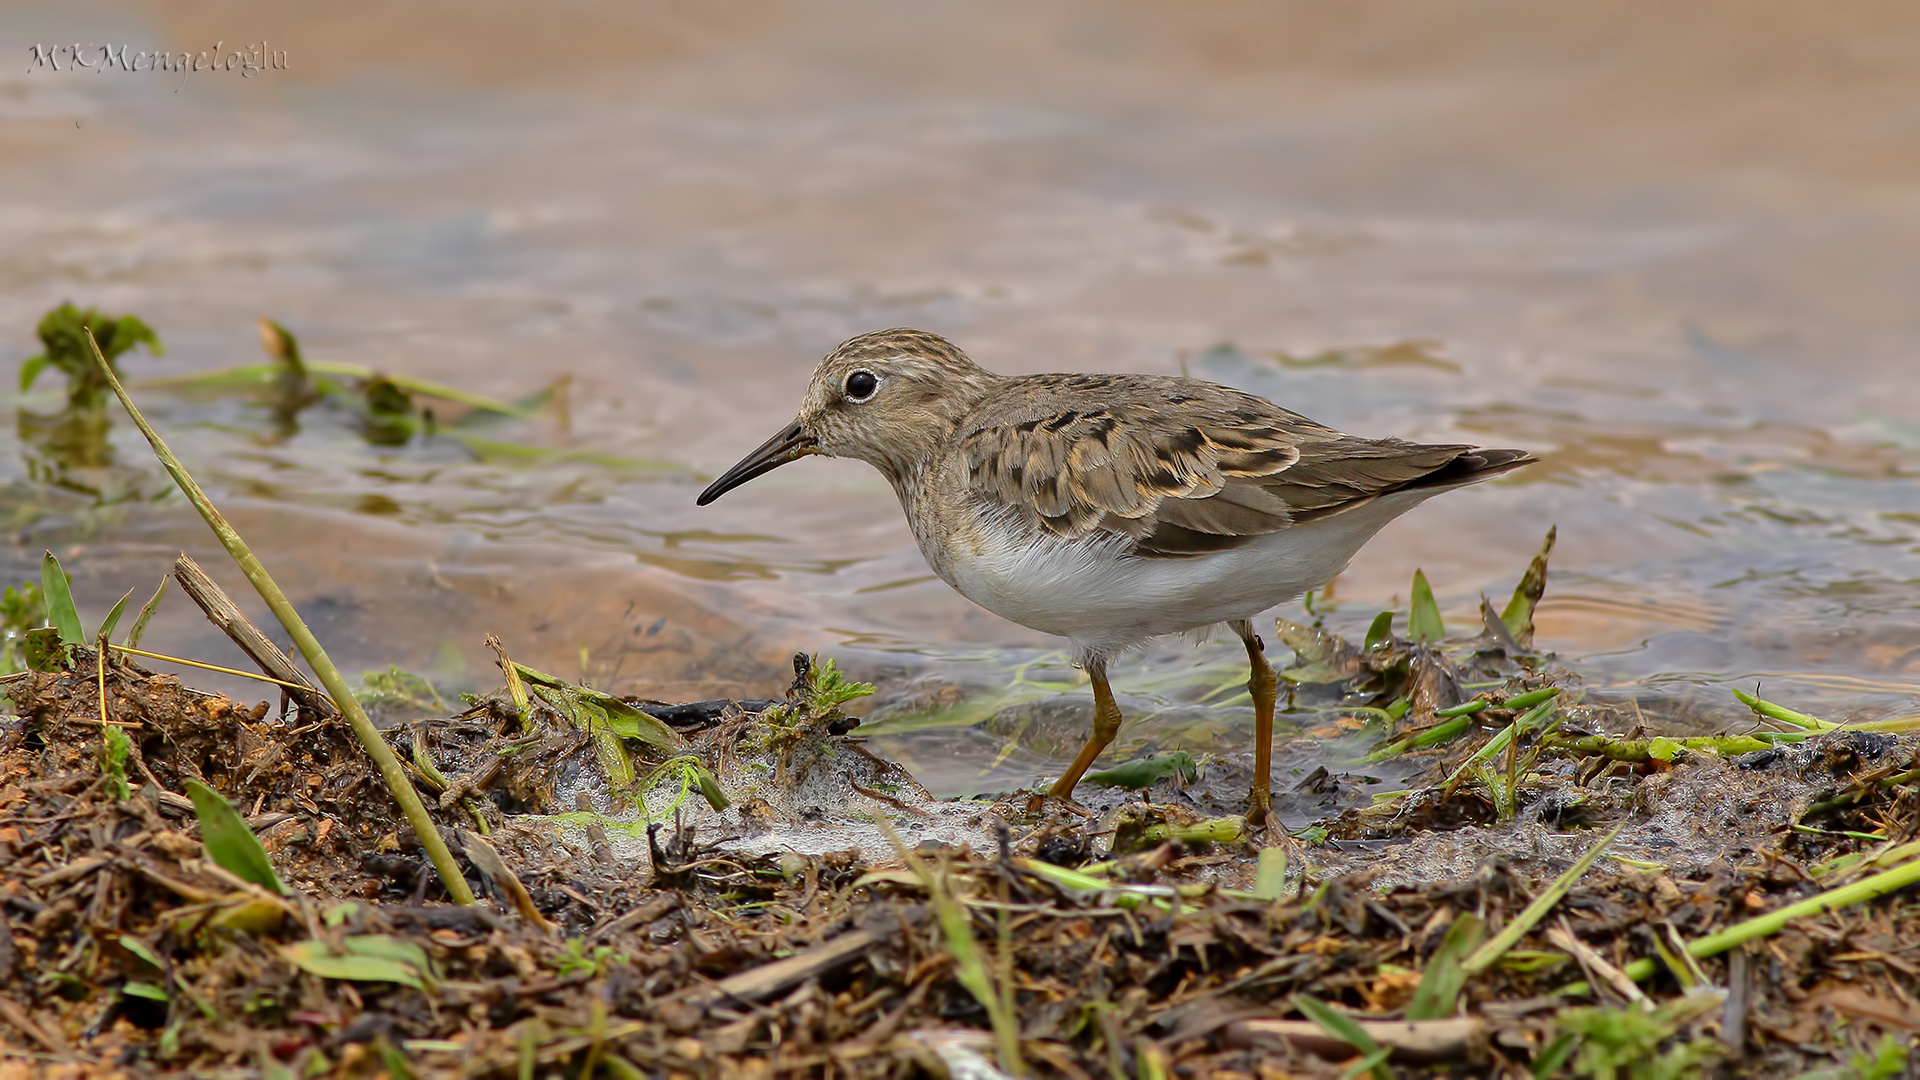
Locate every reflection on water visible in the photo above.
<box><xmin>2</xmin><ymin>2</ymin><xmax>1917</xmax><ymax>795</ymax></box>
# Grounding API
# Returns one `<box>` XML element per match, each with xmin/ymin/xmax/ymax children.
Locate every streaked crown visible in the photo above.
<box><xmin>797</xmin><ymin>328</ymin><xmax>1001</xmax><ymax>480</ymax></box>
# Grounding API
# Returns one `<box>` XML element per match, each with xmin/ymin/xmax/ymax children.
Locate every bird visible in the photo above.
<box><xmin>697</xmin><ymin>328</ymin><xmax>1534</xmax><ymax>823</ymax></box>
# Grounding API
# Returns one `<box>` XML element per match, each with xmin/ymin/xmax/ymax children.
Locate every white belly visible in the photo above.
<box><xmin>934</xmin><ymin>489</ymin><xmax>1445</xmax><ymax>661</ymax></box>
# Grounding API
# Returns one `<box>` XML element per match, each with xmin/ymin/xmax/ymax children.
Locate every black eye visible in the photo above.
<box><xmin>844</xmin><ymin>370</ymin><xmax>878</xmax><ymax>401</ymax></box>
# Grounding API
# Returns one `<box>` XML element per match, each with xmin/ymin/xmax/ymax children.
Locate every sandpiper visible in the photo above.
<box><xmin>698</xmin><ymin>329</ymin><xmax>1533</xmax><ymax>823</ymax></box>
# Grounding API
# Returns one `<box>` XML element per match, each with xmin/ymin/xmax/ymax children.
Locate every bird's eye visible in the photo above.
<box><xmin>844</xmin><ymin>370</ymin><xmax>879</xmax><ymax>402</ymax></box>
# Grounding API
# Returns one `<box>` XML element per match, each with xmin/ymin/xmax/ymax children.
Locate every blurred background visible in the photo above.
<box><xmin>3</xmin><ymin>2</ymin><xmax>1917</xmax><ymax>795</ymax></box>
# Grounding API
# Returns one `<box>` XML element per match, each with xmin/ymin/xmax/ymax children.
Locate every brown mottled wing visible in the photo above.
<box><xmin>959</xmin><ymin>381</ymin><xmax>1497</xmax><ymax>559</ymax></box>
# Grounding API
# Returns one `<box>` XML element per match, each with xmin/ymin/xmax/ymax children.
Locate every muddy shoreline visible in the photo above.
<box><xmin>4</xmin><ymin>589</ymin><xmax>1918</xmax><ymax>1077</ymax></box>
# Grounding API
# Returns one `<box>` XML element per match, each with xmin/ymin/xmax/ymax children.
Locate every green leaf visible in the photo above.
<box><xmin>257</xmin><ymin>318</ymin><xmax>308</xmax><ymax>379</ymax></box>
<box><xmin>1408</xmin><ymin>568</ymin><xmax>1444</xmax><ymax>643</ymax></box>
<box><xmin>22</xmin><ymin>627</ymin><xmax>68</xmax><ymax>672</ymax></box>
<box><xmin>332</xmin><ymin>934</ymin><xmax>434</xmax><ymax>975</ymax></box>
<box><xmin>688</xmin><ymin>760</ymin><xmax>731</xmax><ymax>812</ymax></box>
<box><xmin>806</xmin><ymin>656</ymin><xmax>875</xmax><ymax>711</ymax></box>
<box><xmin>281</xmin><ymin>937</ymin><xmax>427</xmax><ymax>989</ymax></box>
<box><xmin>97</xmin><ymin>587</ymin><xmax>135</xmax><ymax>644</ymax></box>
<box><xmin>18</xmin><ymin>354</ymin><xmax>48</xmax><ymax>393</ymax></box>
<box><xmin>1407</xmin><ymin>912</ymin><xmax>1484</xmax><ymax>1019</ymax></box>
<box><xmin>122</xmin><ymin>981</ymin><xmax>169</xmax><ymax>1002</ymax></box>
<box><xmin>102</xmin><ymin>725</ymin><xmax>132</xmax><ymax>800</ymax></box>
<box><xmin>323</xmin><ymin>901</ymin><xmax>363</xmax><ymax>928</ymax></box>
<box><xmin>184</xmin><ymin>779</ymin><xmax>288</xmax><ymax>895</ymax></box>
<box><xmin>124</xmin><ymin>575</ymin><xmax>169</xmax><ymax>648</ymax></box>
<box><xmin>377</xmin><ymin>1039</ymin><xmax>415</xmax><ymax>1080</ymax></box>
<box><xmin>40</xmin><ymin>552</ymin><xmax>83</xmax><ymax>646</ymax></box>
<box><xmin>1292</xmin><ymin>994</ymin><xmax>1389</xmax><ymax>1080</ymax></box>
<box><xmin>514</xmin><ymin>663</ymin><xmax>683</xmax><ymax>754</ymax></box>
<box><xmin>1500</xmin><ymin>525</ymin><xmax>1555</xmax><ymax>647</ymax></box>
<box><xmin>1362</xmin><ymin>610</ymin><xmax>1393</xmax><ymax>651</ymax></box>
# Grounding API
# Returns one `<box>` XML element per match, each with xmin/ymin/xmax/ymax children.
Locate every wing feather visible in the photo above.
<box><xmin>956</xmin><ymin>378</ymin><xmax>1520</xmax><ymax>559</ymax></box>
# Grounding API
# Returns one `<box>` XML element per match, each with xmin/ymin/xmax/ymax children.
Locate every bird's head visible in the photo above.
<box><xmin>696</xmin><ymin>328</ymin><xmax>997</xmax><ymax>504</ymax></box>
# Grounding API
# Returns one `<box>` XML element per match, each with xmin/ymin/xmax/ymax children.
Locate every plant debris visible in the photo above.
<box><xmin>5</xmin><ymin>604</ymin><xmax>1920</xmax><ymax>1076</ymax></box>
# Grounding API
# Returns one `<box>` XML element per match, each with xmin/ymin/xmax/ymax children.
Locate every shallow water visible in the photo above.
<box><xmin>3</xmin><ymin>3</ymin><xmax>1916</xmax><ymax>797</ymax></box>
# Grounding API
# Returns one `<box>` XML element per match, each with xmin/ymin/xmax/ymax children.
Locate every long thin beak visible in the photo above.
<box><xmin>696</xmin><ymin>421</ymin><xmax>818</xmax><ymax>505</ymax></box>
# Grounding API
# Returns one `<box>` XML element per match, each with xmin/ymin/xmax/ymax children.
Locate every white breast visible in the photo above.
<box><xmin>930</xmin><ymin>489</ymin><xmax>1448</xmax><ymax>662</ymax></box>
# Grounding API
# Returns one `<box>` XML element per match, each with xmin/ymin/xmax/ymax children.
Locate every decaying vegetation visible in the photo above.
<box><xmin>2</xmin><ymin>308</ymin><xmax>1919</xmax><ymax>1077</ymax></box>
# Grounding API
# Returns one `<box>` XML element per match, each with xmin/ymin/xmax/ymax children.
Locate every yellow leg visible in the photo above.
<box><xmin>1234</xmin><ymin>620</ymin><xmax>1277</xmax><ymax>827</ymax></box>
<box><xmin>1048</xmin><ymin>659</ymin><xmax>1122</xmax><ymax>803</ymax></box>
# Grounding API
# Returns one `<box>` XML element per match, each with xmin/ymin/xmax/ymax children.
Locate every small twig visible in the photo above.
<box><xmin>847</xmin><ymin>772</ymin><xmax>932</xmax><ymax>817</ymax></box>
<box><xmin>1547</xmin><ymin>919</ymin><xmax>1649</xmax><ymax>1005</ymax></box>
<box><xmin>0</xmin><ymin>994</ymin><xmax>69</xmax><ymax>1054</ymax></box>
<box><xmin>26</xmin><ymin>856</ymin><xmax>110</xmax><ymax>889</ymax></box>
<box><xmin>169</xmin><ymin>554</ymin><xmax>332</xmax><ymax>717</ymax></box>
<box><xmin>676</xmin><ymin>929</ymin><xmax>876</xmax><ymax>1006</ymax></box>
<box><xmin>589</xmin><ymin>892</ymin><xmax>679</xmax><ymax>939</ymax></box>
<box><xmin>1225</xmin><ymin>1016</ymin><xmax>1483</xmax><ymax>1065</ymax></box>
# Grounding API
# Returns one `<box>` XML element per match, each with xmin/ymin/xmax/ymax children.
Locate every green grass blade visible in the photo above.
<box><xmin>84</xmin><ymin>327</ymin><xmax>474</xmax><ymax>906</ymax></box>
<box><xmin>1408</xmin><ymin>569</ymin><xmax>1444</xmax><ymax>643</ymax></box>
<box><xmin>1596</xmin><ymin>844</ymin><xmax>1920</xmax><ymax>991</ymax></box>
<box><xmin>1438</xmin><ymin>693</ymin><xmax>1560</xmax><ymax>790</ymax></box>
<box><xmin>879</xmin><ymin>820</ymin><xmax>1024</xmax><ymax>1076</ymax></box>
<box><xmin>1407</xmin><ymin>912</ymin><xmax>1485</xmax><ymax>1019</ymax></box>
<box><xmin>124</xmin><ymin>575</ymin><xmax>169</xmax><ymax>649</ymax></box>
<box><xmin>1254</xmin><ymin>847</ymin><xmax>1288</xmax><ymax>901</ymax></box>
<box><xmin>184</xmin><ymin>779</ymin><xmax>288</xmax><ymax>895</ymax></box>
<box><xmin>40</xmin><ymin>552</ymin><xmax>83</xmax><ymax>645</ymax></box>
<box><xmin>1502</xmin><ymin>687</ymin><xmax>1562</xmax><ymax>711</ymax></box>
<box><xmin>1532</xmin><ymin>1033</ymin><xmax>1576</xmax><ymax>1078</ymax></box>
<box><xmin>96</xmin><ymin>587</ymin><xmax>135</xmax><ymax>644</ymax></box>
<box><xmin>1292</xmin><ymin>994</ymin><xmax>1389</xmax><ymax>1080</ymax></box>
<box><xmin>1462</xmin><ymin>821</ymin><xmax>1623</xmax><ymax>975</ymax></box>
